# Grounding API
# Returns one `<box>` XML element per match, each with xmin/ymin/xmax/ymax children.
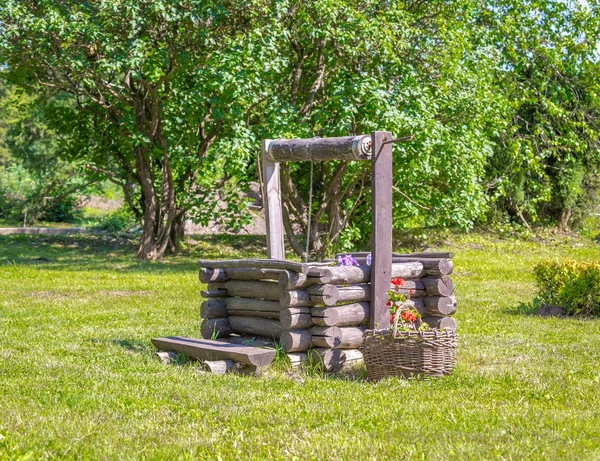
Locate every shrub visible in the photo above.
<box><xmin>534</xmin><ymin>260</ymin><xmax>600</xmax><ymax>316</ymax></box>
<box><xmin>95</xmin><ymin>207</ymin><xmax>138</xmax><ymax>233</ymax></box>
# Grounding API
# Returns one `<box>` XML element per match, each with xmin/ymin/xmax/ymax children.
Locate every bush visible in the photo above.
<box><xmin>534</xmin><ymin>260</ymin><xmax>600</xmax><ymax>316</ymax></box>
<box><xmin>95</xmin><ymin>207</ymin><xmax>138</xmax><ymax>233</ymax></box>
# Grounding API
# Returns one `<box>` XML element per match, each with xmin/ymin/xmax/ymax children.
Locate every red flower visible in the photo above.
<box><xmin>390</xmin><ymin>314</ymin><xmax>395</xmax><ymax>323</ymax></box>
<box><xmin>391</xmin><ymin>277</ymin><xmax>405</xmax><ymax>287</ymax></box>
<box><xmin>386</xmin><ymin>301</ymin><xmax>391</xmax><ymax>307</ymax></box>
<box><xmin>410</xmin><ymin>289</ymin><xmax>415</xmax><ymax>294</ymax></box>
<box><xmin>401</xmin><ymin>310</ymin><xmax>417</xmax><ymax>322</ymax></box>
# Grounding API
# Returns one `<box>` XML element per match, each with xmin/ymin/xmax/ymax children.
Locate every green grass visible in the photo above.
<box><xmin>1</xmin><ymin>232</ymin><xmax>600</xmax><ymax>460</ymax></box>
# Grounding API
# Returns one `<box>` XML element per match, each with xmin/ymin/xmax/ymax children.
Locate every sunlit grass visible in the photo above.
<box><xmin>1</xmin><ymin>232</ymin><xmax>599</xmax><ymax>460</ymax></box>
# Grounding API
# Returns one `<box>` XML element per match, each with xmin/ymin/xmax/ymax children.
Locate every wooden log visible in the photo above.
<box><xmin>342</xmin><ymin>349</ymin><xmax>363</xmax><ymax>363</ymax></box>
<box><xmin>201</xmin><ymin>299</ymin><xmax>228</xmax><ymax>318</ymax></box>
<box><xmin>310</xmin><ymin>326</ymin><xmax>365</xmax><ymax>348</ymax></box>
<box><xmin>198</xmin><ymin>258</ymin><xmax>309</xmax><ymax>274</ymax></box>
<box><xmin>222</xmin><ymin>280</ymin><xmax>280</xmax><ymax>301</ymax></box>
<box><xmin>267</xmin><ymin>135</ymin><xmax>372</xmax><ymax>162</ymax></box>
<box><xmin>287</xmin><ymin>352</ymin><xmax>308</xmax><ymax>368</ymax></box>
<box><xmin>199</xmin><ymin>267</ymin><xmax>227</xmax><ymax>283</ymax></box>
<box><xmin>308</xmin><ymin>262</ymin><xmax>424</xmax><ymax>285</ymax></box>
<box><xmin>280</xmin><ymin>308</ymin><xmax>313</xmax><ymax>329</ymax></box>
<box><xmin>336</xmin><ymin>285</ymin><xmax>369</xmax><ymax>304</ymax></box>
<box><xmin>151</xmin><ymin>336</ymin><xmax>275</xmax><ymax>367</ymax></box>
<box><xmin>280</xmin><ymin>329</ymin><xmax>312</xmax><ymax>352</ymax></box>
<box><xmin>226</xmin><ymin>310</ymin><xmax>280</xmax><ymax>319</ymax></box>
<box><xmin>200</xmin><ymin>318</ymin><xmax>232</xmax><ymax>339</ymax></box>
<box><xmin>225</xmin><ymin>297</ymin><xmax>282</xmax><ymax>313</ymax></box>
<box><xmin>155</xmin><ymin>351</ymin><xmax>178</xmax><ymax>364</ymax></box>
<box><xmin>311</xmin><ymin>302</ymin><xmax>369</xmax><ymax>327</ymax></box>
<box><xmin>200</xmin><ymin>289</ymin><xmax>227</xmax><ymax>298</ymax></box>
<box><xmin>311</xmin><ymin>326</ymin><xmax>342</xmax><ymax>348</ymax></box>
<box><xmin>307</xmin><ymin>284</ymin><xmax>339</xmax><ymax>306</ymax></box>
<box><xmin>421</xmin><ymin>276</ymin><xmax>455</xmax><ymax>297</ymax></box>
<box><xmin>228</xmin><ymin>315</ymin><xmax>284</xmax><ymax>339</ymax></box>
<box><xmin>420</xmin><ymin>296</ymin><xmax>457</xmax><ymax>316</ymax></box>
<box><xmin>422</xmin><ymin>316</ymin><xmax>457</xmax><ymax>330</ymax></box>
<box><xmin>392</xmin><ymin>258</ymin><xmax>453</xmax><ymax>276</ymax></box>
<box><xmin>280</xmin><ymin>289</ymin><xmax>312</xmax><ymax>308</ymax></box>
<box><xmin>338</xmin><ymin>251</ymin><xmax>454</xmax><ymax>259</ymax></box>
<box><xmin>309</xmin><ymin>348</ymin><xmax>344</xmax><ymax>373</ymax></box>
<box><xmin>279</xmin><ymin>270</ymin><xmax>309</xmax><ymax>290</ymax></box>
<box><xmin>201</xmin><ymin>360</ymin><xmax>237</xmax><ymax>374</ymax></box>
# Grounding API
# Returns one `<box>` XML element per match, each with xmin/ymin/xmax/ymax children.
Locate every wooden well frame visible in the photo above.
<box><xmin>261</xmin><ymin>131</ymin><xmax>394</xmax><ymax>330</ymax></box>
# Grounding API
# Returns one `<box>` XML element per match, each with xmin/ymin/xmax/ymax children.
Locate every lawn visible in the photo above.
<box><xmin>1</xmin><ymin>232</ymin><xmax>599</xmax><ymax>460</ymax></box>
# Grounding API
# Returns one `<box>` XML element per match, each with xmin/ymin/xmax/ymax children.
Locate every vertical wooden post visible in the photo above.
<box><xmin>262</xmin><ymin>139</ymin><xmax>285</xmax><ymax>260</ymax></box>
<box><xmin>370</xmin><ymin>131</ymin><xmax>393</xmax><ymax>330</ymax></box>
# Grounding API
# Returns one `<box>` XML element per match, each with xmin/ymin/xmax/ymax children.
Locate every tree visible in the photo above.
<box><xmin>0</xmin><ymin>0</ymin><xmax>271</xmax><ymax>258</ymax></box>
<box><xmin>249</xmin><ymin>0</ymin><xmax>506</xmax><ymax>258</ymax></box>
<box><xmin>484</xmin><ymin>0</ymin><xmax>600</xmax><ymax>230</ymax></box>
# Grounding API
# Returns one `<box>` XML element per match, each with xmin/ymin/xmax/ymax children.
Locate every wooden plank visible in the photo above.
<box><xmin>267</xmin><ymin>135</ymin><xmax>372</xmax><ymax>162</ymax></box>
<box><xmin>151</xmin><ymin>336</ymin><xmax>275</xmax><ymax>367</ymax></box>
<box><xmin>199</xmin><ymin>258</ymin><xmax>308</xmax><ymax>274</ymax></box>
<box><xmin>262</xmin><ymin>139</ymin><xmax>286</xmax><ymax>260</ymax></box>
<box><xmin>370</xmin><ymin>130</ymin><xmax>393</xmax><ymax>329</ymax></box>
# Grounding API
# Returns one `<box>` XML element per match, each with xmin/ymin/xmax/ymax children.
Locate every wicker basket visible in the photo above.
<box><xmin>361</xmin><ymin>329</ymin><xmax>457</xmax><ymax>380</ymax></box>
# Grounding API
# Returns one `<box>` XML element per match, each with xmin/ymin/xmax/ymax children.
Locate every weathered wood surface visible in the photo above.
<box><xmin>199</xmin><ymin>258</ymin><xmax>309</xmax><ymax>274</ymax></box>
<box><xmin>200</xmin><ymin>267</ymin><xmax>282</xmax><ymax>283</ymax></box>
<box><xmin>280</xmin><ymin>308</ymin><xmax>313</xmax><ymax>329</ymax></box>
<box><xmin>341</xmin><ymin>251</ymin><xmax>454</xmax><ymax>260</ymax></box>
<box><xmin>263</xmin><ymin>138</ymin><xmax>286</xmax><ymax>260</ymax></box>
<box><xmin>422</xmin><ymin>316</ymin><xmax>457</xmax><ymax>330</ymax></box>
<box><xmin>307</xmin><ymin>262</ymin><xmax>424</xmax><ymax>285</ymax></box>
<box><xmin>225</xmin><ymin>297</ymin><xmax>282</xmax><ymax>313</ymax></box>
<box><xmin>267</xmin><ymin>135</ymin><xmax>372</xmax><ymax>162</ymax></box>
<box><xmin>287</xmin><ymin>352</ymin><xmax>308</xmax><ymax>367</ymax></box>
<box><xmin>342</xmin><ymin>349</ymin><xmax>364</xmax><ymax>363</ymax></box>
<box><xmin>307</xmin><ymin>284</ymin><xmax>339</xmax><ymax>305</ymax></box>
<box><xmin>151</xmin><ymin>336</ymin><xmax>275</xmax><ymax>367</ymax></box>
<box><xmin>370</xmin><ymin>130</ymin><xmax>393</xmax><ymax>329</ymax></box>
<box><xmin>279</xmin><ymin>270</ymin><xmax>309</xmax><ymax>290</ymax></box>
<box><xmin>392</xmin><ymin>258</ymin><xmax>454</xmax><ymax>276</ymax></box>
<box><xmin>228</xmin><ymin>315</ymin><xmax>284</xmax><ymax>339</ymax></box>
<box><xmin>280</xmin><ymin>329</ymin><xmax>312</xmax><ymax>352</ymax></box>
<box><xmin>421</xmin><ymin>276</ymin><xmax>455</xmax><ymax>297</ymax></box>
<box><xmin>221</xmin><ymin>280</ymin><xmax>281</xmax><ymax>301</ymax></box>
<box><xmin>200</xmin><ymin>318</ymin><xmax>232</xmax><ymax>339</ymax></box>
<box><xmin>200</xmin><ymin>359</ymin><xmax>237</xmax><ymax>374</ymax></box>
<box><xmin>311</xmin><ymin>302</ymin><xmax>370</xmax><ymax>327</ymax></box>
<box><xmin>309</xmin><ymin>348</ymin><xmax>345</xmax><ymax>373</ymax></box>
<box><xmin>420</xmin><ymin>296</ymin><xmax>457</xmax><ymax>316</ymax></box>
<box><xmin>310</xmin><ymin>326</ymin><xmax>342</xmax><ymax>348</ymax></box>
<box><xmin>200</xmin><ymin>289</ymin><xmax>227</xmax><ymax>298</ymax></box>
<box><xmin>311</xmin><ymin>326</ymin><xmax>365</xmax><ymax>348</ymax></box>
<box><xmin>280</xmin><ymin>289</ymin><xmax>312</xmax><ymax>308</ymax></box>
<box><xmin>201</xmin><ymin>299</ymin><xmax>228</xmax><ymax>318</ymax></box>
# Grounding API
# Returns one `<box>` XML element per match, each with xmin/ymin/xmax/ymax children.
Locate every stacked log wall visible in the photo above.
<box><xmin>199</xmin><ymin>252</ymin><xmax>457</xmax><ymax>371</ymax></box>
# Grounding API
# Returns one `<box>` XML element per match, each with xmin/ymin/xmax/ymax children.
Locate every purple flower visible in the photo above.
<box><xmin>366</xmin><ymin>253</ymin><xmax>372</xmax><ymax>265</ymax></box>
<box><xmin>337</xmin><ymin>254</ymin><xmax>359</xmax><ymax>266</ymax></box>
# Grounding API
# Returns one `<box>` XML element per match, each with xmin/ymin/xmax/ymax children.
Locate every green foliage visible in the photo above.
<box><xmin>534</xmin><ymin>260</ymin><xmax>600</xmax><ymax>316</ymax></box>
<box><xmin>484</xmin><ymin>0</ymin><xmax>600</xmax><ymax>230</ymax></box>
<box><xmin>94</xmin><ymin>206</ymin><xmax>138</xmax><ymax>233</ymax></box>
